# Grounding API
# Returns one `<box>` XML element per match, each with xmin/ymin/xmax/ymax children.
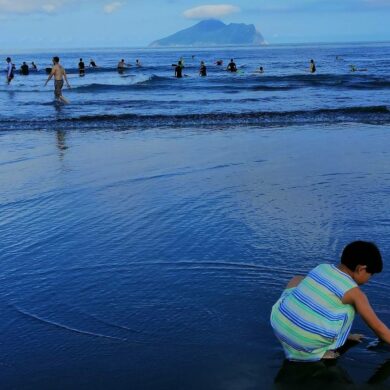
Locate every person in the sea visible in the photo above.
<box><xmin>117</xmin><ymin>59</ymin><xmax>130</xmax><ymax>70</ymax></box>
<box><xmin>350</xmin><ymin>64</ymin><xmax>367</xmax><ymax>72</ymax></box>
<box><xmin>44</xmin><ymin>56</ymin><xmax>71</xmax><ymax>104</ymax></box>
<box><xmin>227</xmin><ymin>58</ymin><xmax>237</xmax><ymax>72</ymax></box>
<box><xmin>270</xmin><ymin>241</ymin><xmax>390</xmax><ymax>362</ymax></box>
<box><xmin>78</xmin><ymin>58</ymin><xmax>85</xmax><ymax>76</ymax></box>
<box><xmin>215</xmin><ymin>59</ymin><xmax>223</xmax><ymax>66</ymax></box>
<box><xmin>89</xmin><ymin>59</ymin><xmax>97</xmax><ymax>67</ymax></box>
<box><xmin>20</xmin><ymin>62</ymin><xmax>29</xmax><ymax>75</ymax></box>
<box><xmin>31</xmin><ymin>61</ymin><xmax>38</xmax><ymax>71</ymax></box>
<box><xmin>5</xmin><ymin>57</ymin><xmax>14</xmax><ymax>84</ymax></box>
<box><xmin>199</xmin><ymin>61</ymin><xmax>207</xmax><ymax>77</ymax></box>
<box><xmin>254</xmin><ymin>66</ymin><xmax>264</xmax><ymax>74</ymax></box>
<box><xmin>310</xmin><ymin>59</ymin><xmax>316</xmax><ymax>73</ymax></box>
<box><xmin>135</xmin><ymin>59</ymin><xmax>142</xmax><ymax>67</ymax></box>
<box><xmin>175</xmin><ymin>60</ymin><xmax>184</xmax><ymax>78</ymax></box>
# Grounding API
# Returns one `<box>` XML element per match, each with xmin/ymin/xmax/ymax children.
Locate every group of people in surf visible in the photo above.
<box><xmin>77</xmin><ymin>58</ymin><xmax>98</xmax><ymax>77</ymax></box>
<box><xmin>172</xmin><ymin>58</ymin><xmax>315</xmax><ymax>78</ymax></box>
<box><xmin>4</xmin><ymin>54</ymin><xmax>368</xmax><ymax>103</ymax></box>
<box><xmin>5</xmin><ymin>57</ymin><xmax>39</xmax><ymax>81</ymax></box>
<box><xmin>173</xmin><ymin>58</ymin><xmax>263</xmax><ymax>78</ymax></box>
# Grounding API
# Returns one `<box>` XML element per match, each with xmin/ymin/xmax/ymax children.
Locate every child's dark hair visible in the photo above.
<box><xmin>341</xmin><ymin>241</ymin><xmax>383</xmax><ymax>274</ymax></box>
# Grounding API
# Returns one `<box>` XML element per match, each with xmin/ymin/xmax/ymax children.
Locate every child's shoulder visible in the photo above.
<box><xmin>309</xmin><ymin>263</ymin><xmax>332</xmax><ymax>273</ymax></box>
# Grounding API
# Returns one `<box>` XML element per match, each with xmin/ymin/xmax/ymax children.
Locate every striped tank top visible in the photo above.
<box><xmin>270</xmin><ymin>264</ymin><xmax>357</xmax><ymax>361</ymax></box>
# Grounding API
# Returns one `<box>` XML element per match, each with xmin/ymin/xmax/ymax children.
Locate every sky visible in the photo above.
<box><xmin>0</xmin><ymin>0</ymin><xmax>390</xmax><ymax>49</ymax></box>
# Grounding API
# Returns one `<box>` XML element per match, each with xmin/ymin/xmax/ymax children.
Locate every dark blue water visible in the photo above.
<box><xmin>1</xmin><ymin>43</ymin><xmax>390</xmax><ymax>389</ymax></box>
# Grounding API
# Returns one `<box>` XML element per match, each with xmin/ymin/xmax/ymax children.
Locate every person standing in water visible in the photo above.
<box><xmin>5</xmin><ymin>57</ymin><xmax>14</xmax><ymax>84</ymax></box>
<box><xmin>117</xmin><ymin>59</ymin><xmax>131</xmax><ymax>70</ymax></box>
<box><xmin>175</xmin><ymin>60</ymin><xmax>184</xmax><ymax>78</ymax></box>
<box><xmin>89</xmin><ymin>59</ymin><xmax>97</xmax><ymax>68</ymax></box>
<box><xmin>227</xmin><ymin>58</ymin><xmax>237</xmax><ymax>72</ymax></box>
<box><xmin>20</xmin><ymin>62</ymin><xmax>29</xmax><ymax>75</ymax></box>
<box><xmin>136</xmin><ymin>59</ymin><xmax>142</xmax><ymax>67</ymax></box>
<box><xmin>199</xmin><ymin>61</ymin><xmax>207</xmax><ymax>77</ymax></box>
<box><xmin>31</xmin><ymin>61</ymin><xmax>38</xmax><ymax>71</ymax></box>
<box><xmin>310</xmin><ymin>59</ymin><xmax>316</xmax><ymax>73</ymax></box>
<box><xmin>44</xmin><ymin>56</ymin><xmax>71</xmax><ymax>104</ymax></box>
<box><xmin>78</xmin><ymin>58</ymin><xmax>85</xmax><ymax>76</ymax></box>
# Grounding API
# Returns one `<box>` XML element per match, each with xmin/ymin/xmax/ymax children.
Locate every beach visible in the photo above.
<box><xmin>1</xmin><ymin>43</ymin><xmax>390</xmax><ymax>388</ymax></box>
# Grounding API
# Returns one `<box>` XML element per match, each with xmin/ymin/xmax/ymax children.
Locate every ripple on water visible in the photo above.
<box><xmin>1</xmin><ymin>260</ymin><xmax>300</xmax><ymax>346</ymax></box>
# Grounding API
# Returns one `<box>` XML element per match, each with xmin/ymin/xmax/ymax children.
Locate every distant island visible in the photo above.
<box><xmin>149</xmin><ymin>19</ymin><xmax>265</xmax><ymax>47</ymax></box>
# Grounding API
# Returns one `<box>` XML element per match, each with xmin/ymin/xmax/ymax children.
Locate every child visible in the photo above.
<box><xmin>270</xmin><ymin>241</ymin><xmax>390</xmax><ymax>361</ymax></box>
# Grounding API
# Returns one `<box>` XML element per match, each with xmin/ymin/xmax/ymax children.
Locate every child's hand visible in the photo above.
<box><xmin>348</xmin><ymin>333</ymin><xmax>365</xmax><ymax>342</ymax></box>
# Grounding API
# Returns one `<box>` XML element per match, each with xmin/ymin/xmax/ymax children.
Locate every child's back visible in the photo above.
<box><xmin>270</xmin><ymin>241</ymin><xmax>389</xmax><ymax>362</ymax></box>
<box><xmin>271</xmin><ymin>263</ymin><xmax>356</xmax><ymax>361</ymax></box>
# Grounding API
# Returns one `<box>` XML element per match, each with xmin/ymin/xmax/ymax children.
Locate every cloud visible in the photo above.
<box><xmin>103</xmin><ymin>1</ymin><xmax>122</xmax><ymax>14</ymax></box>
<box><xmin>183</xmin><ymin>4</ymin><xmax>240</xmax><ymax>20</ymax></box>
<box><xmin>244</xmin><ymin>0</ymin><xmax>390</xmax><ymax>14</ymax></box>
<box><xmin>0</xmin><ymin>0</ymin><xmax>69</xmax><ymax>13</ymax></box>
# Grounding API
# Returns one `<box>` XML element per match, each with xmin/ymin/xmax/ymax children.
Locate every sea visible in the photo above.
<box><xmin>0</xmin><ymin>43</ymin><xmax>390</xmax><ymax>389</ymax></box>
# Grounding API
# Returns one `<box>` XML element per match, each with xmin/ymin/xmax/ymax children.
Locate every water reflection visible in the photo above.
<box><xmin>274</xmin><ymin>357</ymin><xmax>390</xmax><ymax>389</ymax></box>
<box><xmin>274</xmin><ymin>360</ymin><xmax>353</xmax><ymax>389</ymax></box>
<box><xmin>367</xmin><ymin>359</ymin><xmax>390</xmax><ymax>385</ymax></box>
<box><xmin>56</xmin><ymin>130</ymin><xmax>68</xmax><ymax>160</ymax></box>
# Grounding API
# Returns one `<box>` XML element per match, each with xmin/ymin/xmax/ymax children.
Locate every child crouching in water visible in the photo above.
<box><xmin>270</xmin><ymin>241</ymin><xmax>390</xmax><ymax>361</ymax></box>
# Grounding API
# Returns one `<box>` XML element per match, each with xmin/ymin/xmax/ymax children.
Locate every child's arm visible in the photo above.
<box><xmin>343</xmin><ymin>287</ymin><xmax>390</xmax><ymax>344</ymax></box>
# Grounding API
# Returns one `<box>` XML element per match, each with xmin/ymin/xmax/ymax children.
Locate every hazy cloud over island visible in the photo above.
<box><xmin>103</xmin><ymin>1</ymin><xmax>123</xmax><ymax>14</ymax></box>
<box><xmin>183</xmin><ymin>4</ymin><xmax>240</xmax><ymax>20</ymax></box>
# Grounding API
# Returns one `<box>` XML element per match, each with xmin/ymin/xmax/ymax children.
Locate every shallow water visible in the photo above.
<box><xmin>0</xmin><ymin>123</ymin><xmax>390</xmax><ymax>389</ymax></box>
<box><xmin>1</xmin><ymin>42</ymin><xmax>390</xmax><ymax>388</ymax></box>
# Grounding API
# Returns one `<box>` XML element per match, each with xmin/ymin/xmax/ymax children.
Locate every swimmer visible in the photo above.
<box><xmin>135</xmin><ymin>59</ymin><xmax>142</xmax><ymax>67</ymax></box>
<box><xmin>89</xmin><ymin>59</ymin><xmax>97</xmax><ymax>67</ymax></box>
<box><xmin>215</xmin><ymin>59</ymin><xmax>223</xmax><ymax>66</ymax></box>
<box><xmin>350</xmin><ymin>64</ymin><xmax>367</xmax><ymax>72</ymax></box>
<box><xmin>31</xmin><ymin>61</ymin><xmax>38</xmax><ymax>71</ymax></box>
<box><xmin>254</xmin><ymin>66</ymin><xmax>264</xmax><ymax>74</ymax></box>
<box><xmin>199</xmin><ymin>61</ymin><xmax>207</xmax><ymax>77</ymax></box>
<box><xmin>227</xmin><ymin>58</ymin><xmax>237</xmax><ymax>73</ymax></box>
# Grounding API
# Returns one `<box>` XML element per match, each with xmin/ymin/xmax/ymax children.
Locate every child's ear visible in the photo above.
<box><xmin>355</xmin><ymin>265</ymin><xmax>367</xmax><ymax>273</ymax></box>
